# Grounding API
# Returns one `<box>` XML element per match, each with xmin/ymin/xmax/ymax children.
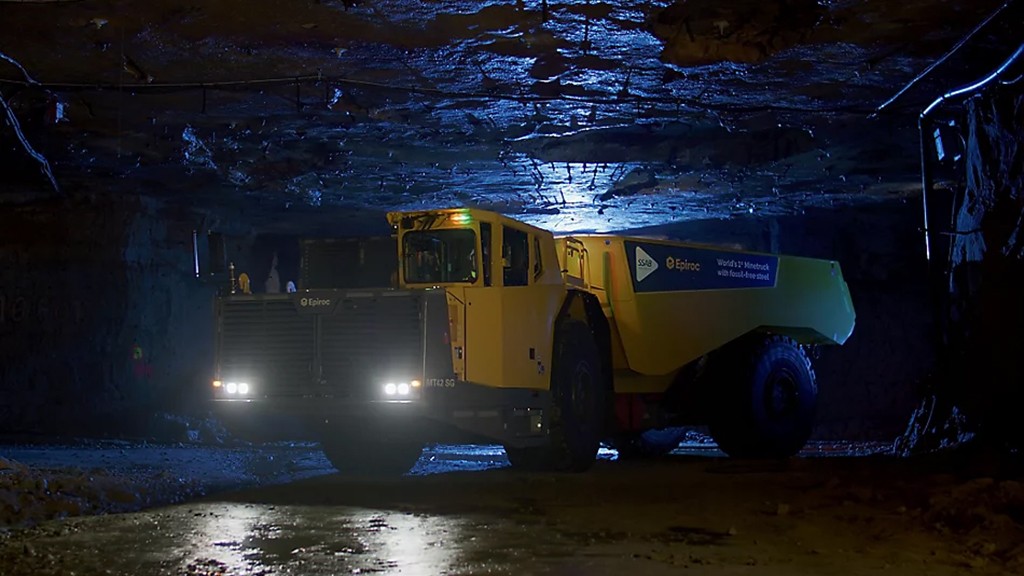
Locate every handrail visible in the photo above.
<box><xmin>561</xmin><ymin>237</ymin><xmax>590</xmax><ymax>289</ymax></box>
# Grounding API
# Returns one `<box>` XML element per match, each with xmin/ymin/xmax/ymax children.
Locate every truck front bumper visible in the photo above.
<box><xmin>211</xmin><ymin>381</ymin><xmax>551</xmax><ymax>448</ymax></box>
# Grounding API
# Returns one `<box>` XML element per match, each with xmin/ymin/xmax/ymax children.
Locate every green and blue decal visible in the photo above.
<box><xmin>626</xmin><ymin>241</ymin><xmax>779</xmax><ymax>292</ymax></box>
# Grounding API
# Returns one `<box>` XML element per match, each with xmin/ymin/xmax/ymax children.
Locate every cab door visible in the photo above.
<box><xmin>464</xmin><ymin>222</ymin><xmax>562</xmax><ymax>390</ymax></box>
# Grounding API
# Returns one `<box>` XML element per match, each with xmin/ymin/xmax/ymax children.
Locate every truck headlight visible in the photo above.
<box><xmin>220</xmin><ymin>381</ymin><xmax>251</xmax><ymax>395</ymax></box>
<box><xmin>383</xmin><ymin>382</ymin><xmax>415</xmax><ymax>397</ymax></box>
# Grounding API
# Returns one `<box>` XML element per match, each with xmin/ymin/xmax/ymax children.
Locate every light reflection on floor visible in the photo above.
<box><xmin>144</xmin><ymin>439</ymin><xmax>896</xmax><ymax>575</ymax></box>
<box><xmin>88</xmin><ymin>502</ymin><xmax>477</xmax><ymax>576</ymax></box>
<box><xmin>0</xmin><ymin>436</ymin><xmax>904</xmax><ymax>576</ymax></box>
<box><xmin>408</xmin><ymin>436</ymin><xmax>894</xmax><ymax>476</ymax></box>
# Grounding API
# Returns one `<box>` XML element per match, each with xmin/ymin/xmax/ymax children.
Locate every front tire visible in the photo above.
<box><xmin>505</xmin><ymin>320</ymin><xmax>607</xmax><ymax>472</ymax></box>
<box><xmin>320</xmin><ymin>431</ymin><xmax>423</xmax><ymax>476</ymax></box>
<box><xmin>707</xmin><ymin>335</ymin><xmax>817</xmax><ymax>459</ymax></box>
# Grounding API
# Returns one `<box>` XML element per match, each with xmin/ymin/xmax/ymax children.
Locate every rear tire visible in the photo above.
<box><xmin>505</xmin><ymin>320</ymin><xmax>607</xmax><ymax>472</ymax></box>
<box><xmin>707</xmin><ymin>335</ymin><xmax>817</xmax><ymax>459</ymax></box>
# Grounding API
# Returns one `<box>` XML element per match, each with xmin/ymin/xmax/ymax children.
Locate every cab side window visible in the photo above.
<box><xmin>533</xmin><ymin>236</ymin><xmax>543</xmax><ymax>280</ymax></box>
<box><xmin>502</xmin><ymin>226</ymin><xmax>529</xmax><ymax>286</ymax></box>
<box><xmin>481</xmin><ymin>223</ymin><xmax>492</xmax><ymax>287</ymax></box>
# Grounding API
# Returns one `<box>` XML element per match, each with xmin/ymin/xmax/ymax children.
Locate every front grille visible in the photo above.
<box><xmin>321</xmin><ymin>293</ymin><xmax>423</xmax><ymax>399</ymax></box>
<box><xmin>216</xmin><ymin>292</ymin><xmax>424</xmax><ymax>398</ymax></box>
<box><xmin>219</xmin><ymin>298</ymin><xmax>314</xmax><ymax>393</ymax></box>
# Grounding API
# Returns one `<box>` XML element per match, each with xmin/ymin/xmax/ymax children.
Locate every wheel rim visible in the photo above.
<box><xmin>569</xmin><ymin>359</ymin><xmax>593</xmax><ymax>423</ymax></box>
<box><xmin>763</xmin><ymin>369</ymin><xmax>799</xmax><ymax>421</ymax></box>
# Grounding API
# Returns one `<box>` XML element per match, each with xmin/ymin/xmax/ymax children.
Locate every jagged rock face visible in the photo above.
<box><xmin>0</xmin><ymin>196</ymin><xmax>215</xmax><ymax>435</ymax></box>
<box><xmin>0</xmin><ymin>199</ymin><xmax>132</xmax><ymax>430</ymax></box>
<box><xmin>944</xmin><ymin>88</ymin><xmax>1024</xmax><ymax>447</ymax></box>
<box><xmin>652</xmin><ymin>0</ymin><xmax>824</xmax><ymax>66</ymax></box>
<box><xmin>0</xmin><ymin>0</ymin><xmax>1012</xmax><ymax>230</ymax></box>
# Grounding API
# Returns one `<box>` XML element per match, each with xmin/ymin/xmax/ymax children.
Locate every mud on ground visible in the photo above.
<box><xmin>0</xmin><ymin>442</ymin><xmax>1022</xmax><ymax>575</ymax></box>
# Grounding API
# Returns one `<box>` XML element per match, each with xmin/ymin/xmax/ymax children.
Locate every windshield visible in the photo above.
<box><xmin>403</xmin><ymin>229</ymin><xmax>477</xmax><ymax>284</ymax></box>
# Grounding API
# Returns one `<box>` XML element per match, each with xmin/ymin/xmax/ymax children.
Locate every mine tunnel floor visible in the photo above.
<box><xmin>1</xmin><ymin>440</ymin><xmax>1022</xmax><ymax>575</ymax></box>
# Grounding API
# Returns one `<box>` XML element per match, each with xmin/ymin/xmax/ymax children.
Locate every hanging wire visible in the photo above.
<box><xmin>873</xmin><ymin>0</ymin><xmax>1016</xmax><ymax>117</ymax></box>
<box><xmin>0</xmin><ymin>50</ymin><xmax>39</xmax><ymax>85</ymax></box>
<box><xmin>0</xmin><ymin>88</ymin><xmax>61</xmax><ymax>193</ymax></box>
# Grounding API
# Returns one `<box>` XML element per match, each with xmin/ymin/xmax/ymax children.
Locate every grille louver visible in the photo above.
<box><xmin>219</xmin><ymin>298</ymin><xmax>314</xmax><ymax>393</ymax></box>
<box><xmin>321</xmin><ymin>294</ymin><xmax>423</xmax><ymax>398</ymax></box>
<box><xmin>216</xmin><ymin>293</ymin><xmax>423</xmax><ymax>398</ymax></box>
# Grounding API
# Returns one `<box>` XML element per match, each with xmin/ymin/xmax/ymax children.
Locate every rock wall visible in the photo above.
<box><xmin>0</xmin><ymin>193</ymin><xmax>216</xmax><ymax>437</ymax></box>
<box><xmin>787</xmin><ymin>204</ymin><xmax>934</xmax><ymax>442</ymax></box>
<box><xmin>942</xmin><ymin>87</ymin><xmax>1024</xmax><ymax>448</ymax></box>
<box><xmin>652</xmin><ymin>0</ymin><xmax>823</xmax><ymax>66</ymax></box>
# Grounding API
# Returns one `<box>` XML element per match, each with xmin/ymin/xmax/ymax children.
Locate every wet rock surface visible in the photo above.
<box><xmin>0</xmin><ymin>438</ymin><xmax>332</xmax><ymax>530</ymax></box>
<box><xmin>0</xmin><ymin>0</ymin><xmax>1014</xmax><ymax>226</ymax></box>
<box><xmin>653</xmin><ymin>0</ymin><xmax>825</xmax><ymax>66</ymax></box>
<box><xmin>0</xmin><ymin>442</ymin><xmax>1021</xmax><ymax>575</ymax></box>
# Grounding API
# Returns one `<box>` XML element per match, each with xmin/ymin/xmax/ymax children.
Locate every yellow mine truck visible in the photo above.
<box><xmin>210</xmin><ymin>208</ymin><xmax>855</xmax><ymax>473</ymax></box>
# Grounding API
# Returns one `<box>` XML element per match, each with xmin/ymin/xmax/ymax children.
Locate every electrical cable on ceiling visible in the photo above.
<box><xmin>873</xmin><ymin>0</ymin><xmax>1016</xmax><ymax>116</ymax></box>
<box><xmin>921</xmin><ymin>43</ymin><xmax>1024</xmax><ymax>118</ymax></box>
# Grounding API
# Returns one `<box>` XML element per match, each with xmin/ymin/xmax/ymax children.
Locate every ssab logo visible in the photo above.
<box><xmin>635</xmin><ymin>247</ymin><xmax>658</xmax><ymax>282</ymax></box>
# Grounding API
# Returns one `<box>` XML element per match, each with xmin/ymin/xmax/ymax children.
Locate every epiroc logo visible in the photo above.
<box><xmin>293</xmin><ymin>294</ymin><xmax>337</xmax><ymax>314</ymax></box>
<box><xmin>299</xmin><ymin>297</ymin><xmax>332</xmax><ymax>307</ymax></box>
<box><xmin>635</xmin><ymin>247</ymin><xmax>658</xmax><ymax>282</ymax></box>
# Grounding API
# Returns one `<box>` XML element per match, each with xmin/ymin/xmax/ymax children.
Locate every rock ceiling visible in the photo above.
<box><xmin>0</xmin><ymin>0</ymin><xmax>1017</xmax><ymax>232</ymax></box>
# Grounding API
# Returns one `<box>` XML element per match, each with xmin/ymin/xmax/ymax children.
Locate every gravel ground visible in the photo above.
<box><xmin>0</xmin><ymin>425</ymin><xmax>894</xmax><ymax>533</ymax></box>
<box><xmin>2</xmin><ymin>421</ymin><xmax>1018</xmax><ymax>574</ymax></box>
<box><xmin>0</xmin><ymin>438</ymin><xmax>334</xmax><ymax>531</ymax></box>
<box><xmin>0</xmin><ymin>442</ymin><xmax>1021</xmax><ymax>576</ymax></box>
<box><xmin>0</xmin><ymin>414</ymin><xmax>897</xmax><ymax>532</ymax></box>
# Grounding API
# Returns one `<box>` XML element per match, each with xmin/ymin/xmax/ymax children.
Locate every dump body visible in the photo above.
<box><xmin>559</xmin><ymin>235</ymin><xmax>855</xmax><ymax>393</ymax></box>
